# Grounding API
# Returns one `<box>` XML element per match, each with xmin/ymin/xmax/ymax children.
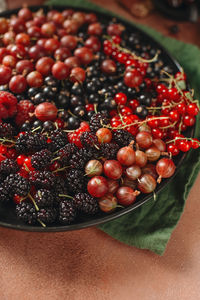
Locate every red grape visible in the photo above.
<box><xmin>117</xmin><ymin>146</ymin><xmax>135</xmax><ymax>166</ymax></box>
<box><xmin>74</xmin><ymin>47</ymin><xmax>93</xmax><ymax>65</ymax></box>
<box><xmin>101</xmin><ymin>59</ymin><xmax>116</xmax><ymax>75</ymax></box>
<box><xmin>136</xmin><ymin>131</ymin><xmax>153</xmax><ymax>149</ymax></box>
<box><xmin>26</xmin><ymin>71</ymin><xmax>43</xmax><ymax>87</ymax></box>
<box><xmin>72</xmin><ymin>12</ymin><xmax>86</xmax><ymax>25</ymax></box>
<box><xmin>135</xmin><ymin>150</ymin><xmax>148</xmax><ymax>167</ymax></box>
<box><xmin>96</xmin><ymin>128</ymin><xmax>112</xmax><ymax>143</ymax></box>
<box><xmin>116</xmin><ymin>186</ymin><xmax>137</xmax><ymax>206</ymax></box>
<box><xmin>87</xmin><ymin>176</ymin><xmax>108</xmax><ymax>197</ymax></box>
<box><xmin>52</xmin><ymin>61</ymin><xmax>70</xmax><ymax>80</ymax></box>
<box><xmin>44</xmin><ymin>38</ymin><xmax>60</xmax><ymax>53</ymax></box>
<box><xmin>98</xmin><ymin>193</ymin><xmax>118</xmax><ymax>213</ymax></box>
<box><xmin>3</xmin><ymin>31</ymin><xmax>16</xmax><ymax>45</ymax></box>
<box><xmin>156</xmin><ymin>158</ymin><xmax>176</xmax><ymax>179</ymax></box>
<box><xmin>85</xmin><ymin>13</ymin><xmax>97</xmax><ymax>23</ymax></box>
<box><xmin>122</xmin><ymin>177</ymin><xmax>137</xmax><ymax>190</ymax></box>
<box><xmin>15</xmin><ymin>33</ymin><xmax>30</xmax><ymax>46</ymax></box>
<box><xmin>107</xmin><ymin>23</ymin><xmax>124</xmax><ymax>36</ymax></box>
<box><xmin>87</xmin><ymin>22</ymin><xmax>102</xmax><ymax>35</ymax></box>
<box><xmin>18</xmin><ymin>7</ymin><xmax>32</xmax><ymax>21</ymax></box>
<box><xmin>60</xmin><ymin>35</ymin><xmax>77</xmax><ymax>50</ymax></box>
<box><xmin>54</xmin><ymin>47</ymin><xmax>71</xmax><ymax>61</ymax></box>
<box><xmin>70</xmin><ymin>67</ymin><xmax>86</xmax><ymax>83</ymax></box>
<box><xmin>137</xmin><ymin>174</ymin><xmax>157</xmax><ymax>193</ymax></box>
<box><xmin>142</xmin><ymin>164</ymin><xmax>157</xmax><ymax>179</ymax></box>
<box><xmin>16</xmin><ymin>60</ymin><xmax>34</xmax><ymax>74</ymax></box>
<box><xmin>63</xmin><ymin>19</ymin><xmax>79</xmax><ymax>34</ymax></box>
<box><xmin>41</xmin><ymin>22</ymin><xmax>56</xmax><ymax>37</ymax></box>
<box><xmin>152</xmin><ymin>139</ymin><xmax>166</xmax><ymax>152</ymax></box>
<box><xmin>85</xmin><ymin>160</ymin><xmax>103</xmax><ymax>177</ymax></box>
<box><xmin>85</xmin><ymin>36</ymin><xmax>101</xmax><ymax>52</ymax></box>
<box><xmin>36</xmin><ymin>57</ymin><xmax>54</xmax><ymax>76</ymax></box>
<box><xmin>124</xmin><ymin>69</ymin><xmax>143</xmax><ymax>88</ymax></box>
<box><xmin>145</xmin><ymin>146</ymin><xmax>160</xmax><ymax>162</ymax></box>
<box><xmin>64</xmin><ymin>56</ymin><xmax>80</xmax><ymax>69</ymax></box>
<box><xmin>35</xmin><ymin>102</ymin><xmax>58</xmax><ymax>121</ymax></box>
<box><xmin>0</xmin><ymin>65</ymin><xmax>12</xmax><ymax>84</ymax></box>
<box><xmin>125</xmin><ymin>164</ymin><xmax>141</xmax><ymax>180</ymax></box>
<box><xmin>103</xmin><ymin>160</ymin><xmax>123</xmax><ymax>180</ymax></box>
<box><xmin>2</xmin><ymin>55</ymin><xmax>16</xmax><ymax>68</ymax></box>
<box><xmin>28</xmin><ymin>45</ymin><xmax>46</xmax><ymax>61</ymax></box>
<box><xmin>107</xmin><ymin>179</ymin><xmax>119</xmax><ymax>194</ymax></box>
<box><xmin>9</xmin><ymin>75</ymin><xmax>27</xmax><ymax>94</ymax></box>
<box><xmin>27</xmin><ymin>26</ymin><xmax>41</xmax><ymax>38</ymax></box>
<box><xmin>0</xmin><ymin>18</ymin><xmax>8</xmax><ymax>34</ymax></box>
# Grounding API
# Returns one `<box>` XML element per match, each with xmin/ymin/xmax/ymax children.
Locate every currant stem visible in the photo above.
<box><xmin>104</xmin><ymin>36</ymin><xmax>159</xmax><ymax>63</ymax></box>
<box><xmin>31</xmin><ymin>126</ymin><xmax>41</xmax><ymax>133</ymax></box>
<box><xmin>166</xmin><ymin>137</ymin><xmax>200</xmax><ymax>145</ymax></box>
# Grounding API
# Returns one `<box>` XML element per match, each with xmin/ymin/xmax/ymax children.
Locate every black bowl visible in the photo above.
<box><xmin>0</xmin><ymin>5</ymin><xmax>194</xmax><ymax>232</ymax></box>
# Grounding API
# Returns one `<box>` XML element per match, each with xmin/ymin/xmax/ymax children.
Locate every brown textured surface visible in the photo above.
<box><xmin>1</xmin><ymin>1</ymin><xmax>200</xmax><ymax>299</ymax></box>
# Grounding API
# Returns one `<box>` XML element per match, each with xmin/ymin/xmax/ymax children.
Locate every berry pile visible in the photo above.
<box><xmin>0</xmin><ymin>7</ymin><xmax>199</xmax><ymax>227</ymax></box>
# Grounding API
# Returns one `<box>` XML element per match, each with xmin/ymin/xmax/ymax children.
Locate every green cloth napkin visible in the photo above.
<box><xmin>47</xmin><ymin>0</ymin><xmax>200</xmax><ymax>255</ymax></box>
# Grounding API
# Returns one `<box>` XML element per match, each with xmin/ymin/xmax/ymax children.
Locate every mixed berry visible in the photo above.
<box><xmin>0</xmin><ymin>6</ymin><xmax>199</xmax><ymax>227</ymax></box>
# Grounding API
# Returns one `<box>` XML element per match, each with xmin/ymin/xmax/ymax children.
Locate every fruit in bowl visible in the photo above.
<box><xmin>0</xmin><ymin>6</ymin><xmax>199</xmax><ymax>229</ymax></box>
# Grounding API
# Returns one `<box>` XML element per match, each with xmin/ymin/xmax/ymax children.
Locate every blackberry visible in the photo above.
<box><xmin>59</xmin><ymin>200</ymin><xmax>77</xmax><ymax>224</ymax></box>
<box><xmin>4</xmin><ymin>174</ymin><xmax>30</xmax><ymax>197</ymax></box>
<box><xmin>53</xmin><ymin>176</ymin><xmax>68</xmax><ymax>206</ymax></box>
<box><xmin>29</xmin><ymin>171</ymin><xmax>56</xmax><ymax>189</ymax></box>
<box><xmin>58</xmin><ymin>143</ymin><xmax>78</xmax><ymax>165</ymax></box>
<box><xmin>0</xmin><ymin>184</ymin><xmax>10</xmax><ymax>203</ymax></box>
<box><xmin>48</xmin><ymin>129</ymin><xmax>68</xmax><ymax>152</ymax></box>
<box><xmin>80</xmin><ymin>131</ymin><xmax>98</xmax><ymax>148</ymax></box>
<box><xmin>35</xmin><ymin>189</ymin><xmax>54</xmax><ymax>207</ymax></box>
<box><xmin>69</xmin><ymin>147</ymin><xmax>99</xmax><ymax>169</ymax></box>
<box><xmin>37</xmin><ymin>207</ymin><xmax>58</xmax><ymax>224</ymax></box>
<box><xmin>90</xmin><ymin>113</ymin><xmax>109</xmax><ymax>132</ymax></box>
<box><xmin>0</xmin><ymin>159</ymin><xmax>19</xmax><ymax>176</ymax></box>
<box><xmin>113</xmin><ymin>130</ymin><xmax>134</xmax><ymax>147</ymax></box>
<box><xmin>16</xmin><ymin>202</ymin><xmax>37</xmax><ymax>225</ymax></box>
<box><xmin>74</xmin><ymin>193</ymin><xmax>99</xmax><ymax>215</ymax></box>
<box><xmin>66</xmin><ymin>169</ymin><xmax>86</xmax><ymax>194</ymax></box>
<box><xmin>100</xmin><ymin>143</ymin><xmax>120</xmax><ymax>159</ymax></box>
<box><xmin>0</xmin><ymin>123</ymin><xmax>15</xmax><ymax>138</ymax></box>
<box><xmin>15</xmin><ymin>133</ymin><xmax>47</xmax><ymax>153</ymax></box>
<box><xmin>31</xmin><ymin>149</ymin><xmax>53</xmax><ymax>170</ymax></box>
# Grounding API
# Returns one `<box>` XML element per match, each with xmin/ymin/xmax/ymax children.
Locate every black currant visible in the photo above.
<box><xmin>73</xmin><ymin>106</ymin><xmax>87</xmax><ymax>118</ymax></box>
<box><xmin>135</xmin><ymin>105</ymin><xmax>148</xmax><ymax>119</ymax></box>
<box><xmin>67</xmin><ymin>116</ymin><xmax>80</xmax><ymax>130</ymax></box>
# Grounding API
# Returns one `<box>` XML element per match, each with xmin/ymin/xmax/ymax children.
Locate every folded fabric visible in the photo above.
<box><xmin>47</xmin><ymin>0</ymin><xmax>200</xmax><ymax>255</ymax></box>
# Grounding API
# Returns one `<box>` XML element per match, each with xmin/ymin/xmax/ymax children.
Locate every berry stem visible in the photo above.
<box><xmin>52</xmin><ymin>166</ymin><xmax>70</xmax><ymax>173</ymax></box>
<box><xmin>37</xmin><ymin>219</ymin><xmax>46</xmax><ymax>227</ymax></box>
<box><xmin>28</xmin><ymin>193</ymin><xmax>39</xmax><ymax>211</ymax></box>
<box><xmin>58</xmin><ymin>194</ymin><xmax>74</xmax><ymax>199</ymax></box>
